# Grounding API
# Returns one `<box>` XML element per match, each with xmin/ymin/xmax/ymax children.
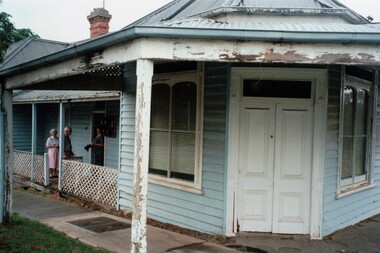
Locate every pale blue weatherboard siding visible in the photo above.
<box><xmin>118</xmin><ymin>62</ymin><xmax>229</xmax><ymax>234</ymax></box>
<box><xmin>118</xmin><ymin>62</ymin><xmax>137</xmax><ymax>209</ymax></box>
<box><xmin>70</xmin><ymin>102</ymin><xmax>93</xmax><ymax>164</ymax></box>
<box><xmin>13</xmin><ymin>104</ymin><xmax>32</xmax><ymax>151</ymax></box>
<box><xmin>70</xmin><ymin>101</ymin><xmax>120</xmax><ymax>168</ymax></box>
<box><xmin>13</xmin><ymin>101</ymin><xmax>120</xmax><ymax>168</ymax></box>
<box><xmin>13</xmin><ymin>103</ymin><xmax>61</xmax><ymax>154</ymax></box>
<box><xmin>37</xmin><ymin>104</ymin><xmax>59</xmax><ymax>154</ymax></box>
<box><xmin>322</xmin><ymin>67</ymin><xmax>380</xmax><ymax>236</ymax></box>
<box><xmin>105</xmin><ymin>100</ymin><xmax>120</xmax><ymax>169</ymax></box>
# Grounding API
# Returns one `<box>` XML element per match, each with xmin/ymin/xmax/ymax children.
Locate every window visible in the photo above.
<box><xmin>149</xmin><ymin>72</ymin><xmax>202</xmax><ymax>188</ymax></box>
<box><xmin>243</xmin><ymin>79</ymin><xmax>312</xmax><ymax>98</ymax></box>
<box><xmin>339</xmin><ymin>76</ymin><xmax>373</xmax><ymax>191</ymax></box>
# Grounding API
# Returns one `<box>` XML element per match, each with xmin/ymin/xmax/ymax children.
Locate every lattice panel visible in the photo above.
<box><xmin>13</xmin><ymin>150</ymin><xmax>32</xmax><ymax>178</ymax></box>
<box><xmin>61</xmin><ymin>160</ymin><xmax>118</xmax><ymax>208</ymax></box>
<box><xmin>32</xmin><ymin>154</ymin><xmax>45</xmax><ymax>185</ymax></box>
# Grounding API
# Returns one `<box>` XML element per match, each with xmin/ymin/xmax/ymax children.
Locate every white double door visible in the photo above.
<box><xmin>238</xmin><ymin>100</ymin><xmax>313</xmax><ymax>234</ymax></box>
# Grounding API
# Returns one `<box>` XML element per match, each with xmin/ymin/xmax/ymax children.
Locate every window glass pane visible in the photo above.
<box><xmin>171</xmin><ymin>132</ymin><xmax>195</xmax><ymax>181</ymax></box>
<box><xmin>355</xmin><ymin>137</ymin><xmax>367</xmax><ymax>177</ymax></box>
<box><xmin>343</xmin><ymin>86</ymin><xmax>355</xmax><ymax>135</ymax></box>
<box><xmin>341</xmin><ymin>137</ymin><xmax>353</xmax><ymax>180</ymax></box>
<box><xmin>243</xmin><ymin>80</ymin><xmax>311</xmax><ymax>98</ymax></box>
<box><xmin>151</xmin><ymin>84</ymin><xmax>170</xmax><ymax>129</ymax></box>
<box><xmin>149</xmin><ymin>131</ymin><xmax>169</xmax><ymax>175</ymax></box>
<box><xmin>172</xmin><ymin>82</ymin><xmax>197</xmax><ymax>131</ymax></box>
<box><xmin>356</xmin><ymin>89</ymin><xmax>368</xmax><ymax>135</ymax></box>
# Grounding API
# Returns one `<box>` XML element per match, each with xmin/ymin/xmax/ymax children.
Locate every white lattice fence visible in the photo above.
<box><xmin>13</xmin><ymin>150</ymin><xmax>32</xmax><ymax>178</ymax></box>
<box><xmin>13</xmin><ymin>151</ymin><xmax>46</xmax><ymax>184</ymax></box>
<box><xmin>61</xmin><ymin>160</ymin><xmax>118</xmax><ymax>208</ymax></box>
<box><xmin>32</xmin><ymin>154</ymin><xmax>45</xmax><ymax>185</ymax></box>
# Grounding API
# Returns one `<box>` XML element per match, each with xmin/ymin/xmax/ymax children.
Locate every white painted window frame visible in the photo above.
<box><xmin>226</xmin><ymin>67</ymin><xmax>327</xmax><ymax>239</ymax></box>
<box><xmin>148</xmin><ymin>67</ymin><xmax>204</xmax><ymax>194</ymax></box>
<box><xmin>337</xmin><ymin>74</ymin><xmax>376</xmax><ymax>197</ymax></box>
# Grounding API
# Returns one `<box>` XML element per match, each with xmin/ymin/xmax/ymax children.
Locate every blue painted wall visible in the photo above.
<box><xmin>105</xmin><ymin>100</ymin><xmax>120</xmax><ymax>169</ymax></box>
<box><xmin>118</xmin><ymin>62</ymin><xmax>229</xmax><ymax>234</ymax></box>
<box><xmin>13</xmin><ymin>104</ymin><xmax>32</xmax><ymax>151</ymax></box>
<box><xmin>322</xmin><ymin>66</ymin><xmax>380</xmax><ymax>236</ymax></box>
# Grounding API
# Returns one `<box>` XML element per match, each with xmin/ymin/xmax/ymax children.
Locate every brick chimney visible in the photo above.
<box><xmin>87</xmin><ymin>8</ymin><xmax>112</xmax><ymax>38</ymax></box>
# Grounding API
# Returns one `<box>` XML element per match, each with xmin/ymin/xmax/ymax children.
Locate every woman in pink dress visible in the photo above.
<box><xmin>46</xmin><ymin>129</ymin><xmax>59</xmax><ymax>178</ymax></box>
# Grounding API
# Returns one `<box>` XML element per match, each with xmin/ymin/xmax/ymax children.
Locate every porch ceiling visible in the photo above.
<box><xmin>13</xmin><ymin>90</ymin><xmax>120</xmax><ymax>104</ymax></box>
<box><xmin>7</xmin><ymin>64</ymin><xmax>123</xmax><ymax>91</ymax></box>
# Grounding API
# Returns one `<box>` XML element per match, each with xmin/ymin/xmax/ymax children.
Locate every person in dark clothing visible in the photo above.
<box><xmin>64</xmin><ymin>126</ymin><xmax>74</xmax><ymax>158</ymax></box>
<box><xmin>87</xmin><ymin>127</ymin><xmax>104</xmax><ymax>166</ymax></box>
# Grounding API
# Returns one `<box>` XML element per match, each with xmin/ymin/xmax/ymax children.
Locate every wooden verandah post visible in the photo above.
<box><xmin>0</xmin><ymin>86</ymin><xmax>13</xmax><ymax>225</ymax></box>
<box><xmin>131</xmin><ymin>59</ymin><xmax>153</xmax><ymax>253</ymax></box>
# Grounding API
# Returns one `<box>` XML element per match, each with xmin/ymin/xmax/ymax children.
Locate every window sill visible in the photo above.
<box><xmin>336</xmin><ymin>183</ymin><xmax>376</xmax><ymax>199</ymax></box>
<box><xmin>148</xmin><ymin>174</ymin><xmax>203</xmax><ymax>195</ymax></box>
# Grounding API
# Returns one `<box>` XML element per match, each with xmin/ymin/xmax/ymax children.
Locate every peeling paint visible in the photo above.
<box><xmin>131</xmin><ymin>60</ymin><xmax>153</xmax><ymax>253</ymax></box>
<box><xmin>219</xmin><ymin>49</ymin><xmax>310</xmax><ymax>62</ymax></box>
<box><xmin>314</xmin><ymin>53</ymin><xmax>377</xmax><ymax>64</ymax></box>
<box><xmin>314</xmin><ymin>53</ymin><xmax>352</xmax><ymax>63</ymax></box>
<box><xmin>358</xmin><ymin>53</ymin><xmax>375</xmax><ymax>61</ymax></box>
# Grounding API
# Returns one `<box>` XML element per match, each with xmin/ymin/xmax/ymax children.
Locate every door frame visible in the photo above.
<box><xmin>225</xmin><ymin>67</ymin><xmax>328</xmax><ymax>238</ymax></box>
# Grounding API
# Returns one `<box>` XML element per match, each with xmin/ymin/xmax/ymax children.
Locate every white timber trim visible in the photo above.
<box><xmin>31</xmin><ymin>103</ymin><xmax>37</xmax><ymax>181</ymax></box>
<box><xmin>131</xmin><ymin>59</ymin><xmax>153</xmax><ymax>253</ymax></box>
<box><xmin>226</xmin><ymin>67</ymin><xmax>327</xmax><ymax>238</ymax></box>
<box><xmin>6</xmin><ymin>37</ymin><xmax>380</xmax><ymax>89</ymax></box>
<box><xmin>337</xmin><ymin>73</ymin><xmax>375</xmax><ymax>196</ymax></box>
<box><xmin>58</xmin><ymin>103</ymin><xmax>65</xmax><ymax>190</ymax></box>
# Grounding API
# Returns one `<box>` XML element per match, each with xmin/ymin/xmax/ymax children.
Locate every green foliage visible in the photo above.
<box><xmin>0</xmin><ymin>213</ymin><xmax>114</xmax><ymax>253</ymax></box>
<box><xmin>0</xmin><ymin>11</ymin><xmax>39</xmax><ymax>62</ymax></box>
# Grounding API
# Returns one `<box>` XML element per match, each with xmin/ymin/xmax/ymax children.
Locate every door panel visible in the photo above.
<box><xmin>238</xmin><ymin>102</ymin><xmax>312</xmax><ymax>234</ymax></box>
<box><xmin>273</xmin><ymin>104</ymin><xmax>312</xmax><ymax>234</ymax></box>
<box><xmin>238</xmin><ymin>103</ymin><xmax>275</xmax><ymax>232</ymax></box>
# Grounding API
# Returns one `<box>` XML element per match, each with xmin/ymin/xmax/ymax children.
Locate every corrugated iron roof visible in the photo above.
<box><xmin>13</xmin><ymin>90</ymin><xmax>120</xmax><ymax>104</ymax></box>
<box><xmin>129</xmin><ymin>0</ymin><xmax>368</xmax><ymax>27</ymax></box>
<box><xmin>241</xmin><ymin>0</ymin><xmax>321</xmax><ymax>8</ymax></box>
<box><xmin>155</xmin><ymin>17</ymin><xmax>379</xmax><ymax>33</ymax></box>
<box><xmin>0</xmin><ymin>38</ymin><xmax>68</xmax><ymax>71</ymax></box>
<box><xmin>0</xmin><ymin>0</ymin><xmax>377</xmax><ymax>78</ymax></box>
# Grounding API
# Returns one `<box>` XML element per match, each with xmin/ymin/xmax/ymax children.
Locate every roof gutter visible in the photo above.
<box><xmin>1</xmin><ymin>25</ymin><xmax>380</xmax><ymax>76</ymax></box>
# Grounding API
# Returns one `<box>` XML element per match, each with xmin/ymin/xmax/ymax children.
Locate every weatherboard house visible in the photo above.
<box><xmin>2</xmin><ymin>0</ymin><xmax>380</xmax><ymax>245</ymax></box>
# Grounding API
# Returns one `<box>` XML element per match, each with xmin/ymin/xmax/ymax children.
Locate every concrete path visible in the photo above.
<box><xmin>12</xmin><ymin>190</ymin><xmax>380</xmax><ymax>253</ymax></box>
<box><xmin>12</xmin><ymin>190</ymin><xmax>238</xmax><ymax>253</ymax></box>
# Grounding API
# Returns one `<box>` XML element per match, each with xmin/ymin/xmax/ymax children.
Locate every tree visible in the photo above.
<box><xmin>0</xmin><ymin>10</ymin><xmax>39</xmax><ymax>62</ymax></box>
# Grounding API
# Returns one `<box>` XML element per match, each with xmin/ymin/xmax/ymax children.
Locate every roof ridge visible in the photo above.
<box><xmin>1</xmin><ymin>38</ymin><xmax>33</xmax><ymax>66</ymax></box>
<box><xmin>125</xmin><ymin>0</ymin><xmax>183</xmax><ymax>28</ymax></box>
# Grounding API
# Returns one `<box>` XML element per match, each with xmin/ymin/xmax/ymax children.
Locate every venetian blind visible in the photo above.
<box><xmin>171</xmin><ymin>82</ymin><xmax>196</xmax><ymax>176</ymax></box>
<box><xmin>341</xmin><ymin>87</ymin><xmax>354</xmax><ymax>180</ymax></box>
<box><xmin>354</xmin><ymin>89</ymin><xmax>368</xmax><ymax>176</ymax></box>
<box><xmin>149</xmin><ymin>84</ymin><xmax>170</xmax><ymax>172</ymax></box>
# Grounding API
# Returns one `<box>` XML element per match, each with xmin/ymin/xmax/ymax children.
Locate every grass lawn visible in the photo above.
<box><xmin>0</xmin><ymin>213</ymin><xmax>114</xmax><ymax>253</ymax></box>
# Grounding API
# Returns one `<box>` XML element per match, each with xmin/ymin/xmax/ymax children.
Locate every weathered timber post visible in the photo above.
<box><xmin>58</xmin><ymin>102</ymin><xmax>65</xmax><ymax>190</ymax></box>
<box><xmin>31</xmin><ymin>103</ymin><xmax>37</xmax><ymax>181</ymax></box>
<box><xmin>131</xmin><ymin>59</ymin><xmax>153</xmax><ymax>253</ymax></box>
<box><xmin>0</xmin><ymin>85</ymin><xmax>13</xmax><ymax>224</ymax></box>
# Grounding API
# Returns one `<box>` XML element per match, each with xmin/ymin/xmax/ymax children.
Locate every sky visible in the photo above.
<box><xmin>1</xmin><ymin>0</ymin><xmax>379</xmax><ymax>43</ymax></box>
